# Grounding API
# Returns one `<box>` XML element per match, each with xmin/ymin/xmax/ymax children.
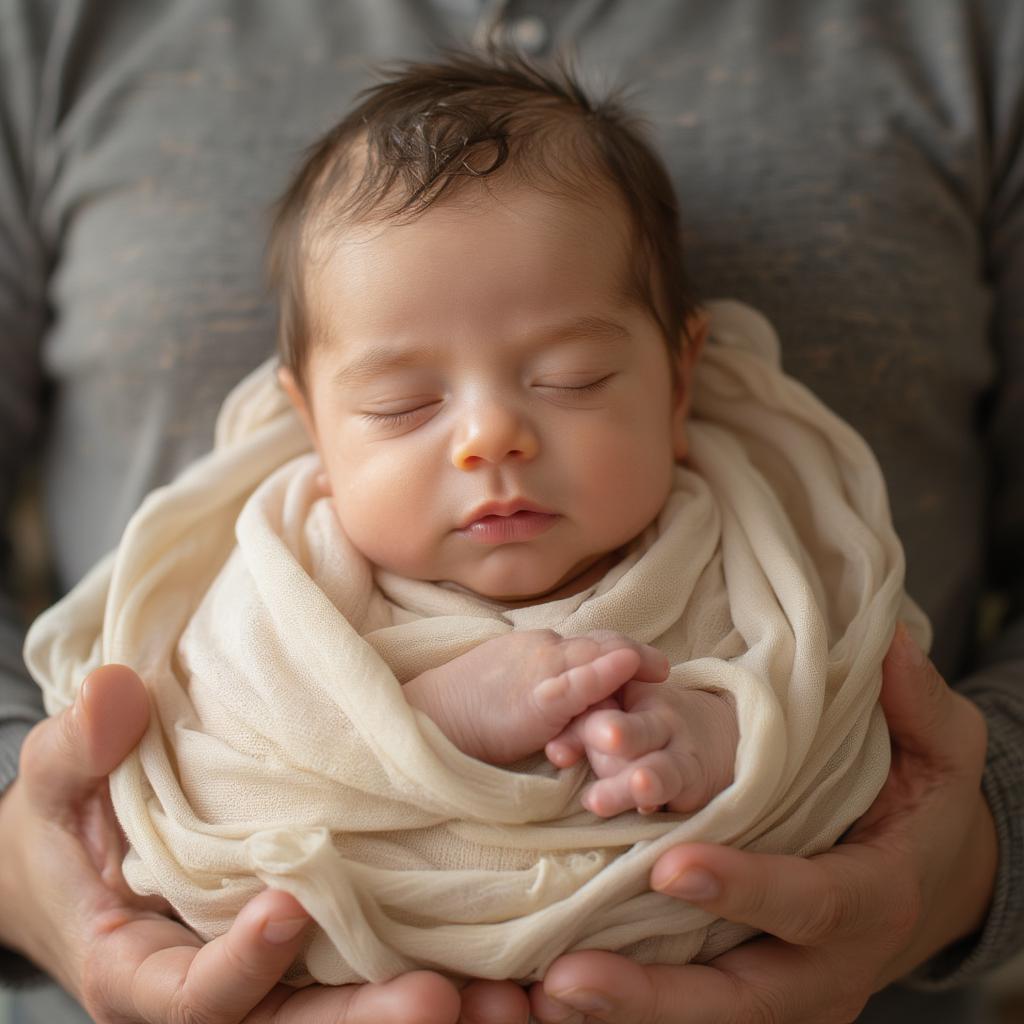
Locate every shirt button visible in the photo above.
<box><xmin>509</xmin><ymin>15</ymin><xmax>549</xmax><ymax>54</ymax></box>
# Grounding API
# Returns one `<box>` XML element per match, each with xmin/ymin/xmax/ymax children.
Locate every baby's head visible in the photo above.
<box><xmin>271</xmin><ymin>51</ymin><xmax>706</xmax><ymax>604</ymax></box>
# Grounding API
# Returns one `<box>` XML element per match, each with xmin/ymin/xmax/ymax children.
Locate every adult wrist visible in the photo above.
<box><xmin>907</xmin><ymin>688</ymin><xmax>1018</xmax><ymax>988</ymax></box>
<box><xmin>0</xmin><ymin>777</ymin><xmax>46</xmax><ymax>985</ymax></box>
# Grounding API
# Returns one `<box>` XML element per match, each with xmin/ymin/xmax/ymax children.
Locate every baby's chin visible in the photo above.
<box><xmin>441</xmin><ymin>551</ymin><xmax>622</xmax><ymax>608</ymax></box>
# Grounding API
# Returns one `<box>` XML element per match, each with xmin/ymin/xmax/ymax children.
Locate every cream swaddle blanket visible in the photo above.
<box><xmin>26</xmin><ymin>300</ymin><xmax>929</xmax><ymax>984</ymax></box>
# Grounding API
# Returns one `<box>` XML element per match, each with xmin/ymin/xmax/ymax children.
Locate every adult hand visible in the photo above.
<box><xmin>530</xmin><ymin>624</ymin><xmax>998</xmax><ymax>1024</ymax></box>
<box><xmin>0</xmin><ymin>664</ymin><xmax>466</xmax><ymax>1024</ymax></box>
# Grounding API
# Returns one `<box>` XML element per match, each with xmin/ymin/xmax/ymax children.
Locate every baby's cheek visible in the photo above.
<box><xmin>328</xmin><ymin>463</ymin><xmax>441</xmax><ymax>578</ymax></box>
<box><xmin>587</xmin><ymin>433</ymin><xmax>675</xmax><ymax>535</ymax></box>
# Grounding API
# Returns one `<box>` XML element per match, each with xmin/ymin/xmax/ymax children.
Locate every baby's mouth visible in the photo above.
<box><xmin>458</xmin><ymin>505</ymin><xmax>559</xmax><ymax>544</ymax></box>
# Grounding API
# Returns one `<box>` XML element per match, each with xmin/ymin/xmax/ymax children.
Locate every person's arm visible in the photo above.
<box><xmin>0</xmin><ymin>7</ymin><xmax>520</xmax><ymax>1017</ymax></box>
<box><xmin>0</xmin><ymin>0</ymin><xmax>56</xmax><ymax>983</ymax></box>
<box><xmin>0</xmin><ymin>664</ymin><xmax>470</xmax><ymax>1024</ymax></box>
<box><xmin>930</xmin><ymin>9</ymin><xmax>1024</xmax><ymax>974</ymax></box>
<box><xmin>530</xmin><ymin>626</ymin><xmax>999</xmax><ymax>1023</ymax></box>
<box><xmin>529</xmin><ymin>11</ymin><xmax>1024</xmax><ymax>1011</ymax></box>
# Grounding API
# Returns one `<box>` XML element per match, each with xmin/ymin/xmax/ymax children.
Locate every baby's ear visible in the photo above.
<box><xmin>277</xmin><ymin>366</ymin><xmax>320</xmax><ymax>449</ymax></box>
<box><xmin>671</xmin><ymin>309</ymin><xmax>709</xmax><ymax>460</ymax></box>
<box><xmin>277</xmin><ymin>367</ymin><xmax>333</xmax><ymax>495</ymax></box>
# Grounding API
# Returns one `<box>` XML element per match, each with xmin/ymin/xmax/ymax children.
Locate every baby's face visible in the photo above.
<box><xmin>284</xmin><ymin>186</ymin><xmax>701</xmax><ymax>604</ymax></box>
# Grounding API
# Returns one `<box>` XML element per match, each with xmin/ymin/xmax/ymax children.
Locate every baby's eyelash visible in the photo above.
<box><xmin>550</xmin><ymin>375</ymin><xmax>614</xmax><ymax>393</ymax></box>
<box><xmin>360</xmin><ymin>407</ymin><xmax>426</xmax><ymax>426</ymax></box>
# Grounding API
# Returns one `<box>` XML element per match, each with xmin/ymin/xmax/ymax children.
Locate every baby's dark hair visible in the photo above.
<box><xmin>269</xmin><ymin>50</ymin><xmax>697</xmax><ymax>389</ymax></box>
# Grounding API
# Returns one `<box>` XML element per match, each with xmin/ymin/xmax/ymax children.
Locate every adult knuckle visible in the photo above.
<box><xmin>799</xmin><ymin>876</ymin><xmax>854</xmax><ymax>945</ymax></box>
<box><xmin>162</xmin><ymin>987</ymin><xmax>208</xmax><ymax>1024</ymax></box>
<box><xmin>880</xmin><ymin>874</ymin><xmax>922</xmax><ymax>949</ymax></box>
<box><xmin>741</xmin><ymin>980</ymin><xmax>785</xmax><ymax>1024</ymax></box>
<box><xmin>78</xmin><ymin>957</ymin><xmax>115</xmax><ymax>1024</ymax></box>
<box><xmin>221</xmin><ymin>933</ymin><xmax>271</xmax><ymax>987</ymax></box>
<box><xmin>17</xmin><ymin>719</ymin><xmax>47</xmax><ymax>774</ymax></box>
<box><xmin>176</xmin><ymin>1007</ymin><xmax>214</xmax><ymax>1024</ymax></box>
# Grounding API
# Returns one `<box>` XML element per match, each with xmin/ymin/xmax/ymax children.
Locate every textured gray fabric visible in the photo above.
<box><xmin>0</xmin><ymin>1</ymin><xmax>1021</xmax><ymax>1020</ymax></box>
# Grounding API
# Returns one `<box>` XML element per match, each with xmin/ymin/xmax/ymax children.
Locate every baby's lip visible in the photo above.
<box><xmin>458</xmin><ymin>499</ymin><xmax>555</xmax><ymax>530</ymax></box>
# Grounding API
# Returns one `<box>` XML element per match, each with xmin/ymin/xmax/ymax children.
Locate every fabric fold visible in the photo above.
<box><xmin>25</xmin><ymin>300</ymin><xmax>929</xmax><ymax>983</ymax></box>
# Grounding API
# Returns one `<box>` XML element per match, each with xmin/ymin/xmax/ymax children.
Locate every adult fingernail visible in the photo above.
<box><xmin>655</xmin><ymin>866</ymin><xmax>721</xmax><ymax>901</ymax></box>
<box><xmin>263</xmin><ymin>915</ymin><xmax>308</xmax><ymax>944</ymax></box>
<box><xmin>551</xmin><ymin>988</ymin><xmax>614</xmax><ymax>1015</ymax></box>
<box><xmin>540</xmin><ymin>1003</ymin><xmax>585</xmax><ymax>1024</ymax></box>
<box><xmin>906</xmin><ymin>629</ymin><xmax>928</xmax><ymax>667</ymax></box>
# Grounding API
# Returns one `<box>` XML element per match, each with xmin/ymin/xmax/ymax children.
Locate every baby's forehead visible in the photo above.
<box><xmin>308</xmin><ymin>180</ymin><xmax>642</xmax><ymax>303</ymax></box>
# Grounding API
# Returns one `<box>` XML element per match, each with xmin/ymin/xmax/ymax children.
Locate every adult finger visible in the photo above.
<box><xmin>649</xmin><ymin>842</ymin><xmax>883</xmax><ymax>947</ymax></box>
<box><xmin>160</xmin><ymin>889</ymin><xmax>312</xmax><ymax>1023</ymax></box>
<box><xmin>459</xmin><ymin>978</ymin><xmax>531</xmax><ymax>1023</ymax></box>
<box><xmin>875</xmin><ymin>622</ymin><xmax>985</xmax><ymax>767</ymax></box>
<box><xmin>265</xmin><ymin>970</ymin><xmax>463</xmax><ymax>1024</ymax></box>
<box><xmin>118</xmin><ymin>888</ymin><xmax>461</xmax><ymax>1024</ymax></box>
<box><xmin>20</xmin><ymin>663</ymin><xmax>149</xmax><ymax>815</ymax></box>
<box><xmin>534</xmin><ymin>951</ymin><xmax>751</xmax><ymax>1024</ymax></box>
<box><xmin>536</xmin><ymin>941</ymin><xmax>865</xmax><ymax>1024</ymax></box>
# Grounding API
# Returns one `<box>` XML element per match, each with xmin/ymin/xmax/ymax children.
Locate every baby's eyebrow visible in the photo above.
<box><xmin>331</xmin><ymin>347</ymin><xmax>427</xmax><ymax>388</ymax></box>
<box><xmin>529</xmin><ymin>315</ymin><xmax>631</xmax><ymax>348</ymax></box>
<box><xmin>331</xmin><ymin>315</ymin><xmax>630</xmax><ymax>388</ymax></box>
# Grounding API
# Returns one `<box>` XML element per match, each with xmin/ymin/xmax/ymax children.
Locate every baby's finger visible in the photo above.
<box><xmin>581</xmin><ymin>706</ymin><xmax>672</xmax><ymax>759</ymax></box>
<box><xmin>533</xmin><ymin>649</ymin><xmax>639</xmax><ymax>723</ymax></box>
<box><xmin>582</xmin><ymin>753</ymin><xmax>684</xmax><ymax>818</ymax></box>
<box><xmin>569</xmin><ymin>632</ymin><xmax>670</xmax><ymax>683</ymax></box>
<box><xmin>544</xmin><ymin>734</ymin><xmax>585</xmax><ymax>768</ymax></box>
<box><xmin>545</xmin><ymin>700</ymin><xmax>618</xmax><ymax>767</ymax></box>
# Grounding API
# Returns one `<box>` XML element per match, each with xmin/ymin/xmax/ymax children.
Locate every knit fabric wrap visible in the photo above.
<box><xmin>25</xmin><ymin>300</ymin><xmax>929</xmax><ymax>984</ymax></box>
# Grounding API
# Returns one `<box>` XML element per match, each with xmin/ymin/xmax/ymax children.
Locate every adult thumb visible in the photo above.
<box><xmin>878</xmin><ymin>623</ymin><xmax>961</xmax><ymax>756</ymax></box>
<box><xmin>20</xmin><ymin>663</ymin><xmax>150</xmax><ymax>813</ymax></box>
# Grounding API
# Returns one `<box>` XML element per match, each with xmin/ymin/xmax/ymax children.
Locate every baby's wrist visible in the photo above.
<box><xmin>676</xmin><ymin>688</ymin><xmax>738</xmax><ymax>805</ymax></box>
<box><xmin>404</xmin><ymin>668</ymin><xmax>481</xmax><ymax>759</ymax></box>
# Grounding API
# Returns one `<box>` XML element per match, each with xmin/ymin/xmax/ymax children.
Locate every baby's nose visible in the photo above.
<box><xmin>451</xmin><ymin>404</ymin><xmax>539</xmax><ymax>469</ymax></box>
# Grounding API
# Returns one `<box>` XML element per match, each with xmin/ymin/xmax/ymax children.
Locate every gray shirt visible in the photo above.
<box><xmin>1</xmin><ymin>2</ymin><xmax>1021</xmax><ymax>1021</ymax></box>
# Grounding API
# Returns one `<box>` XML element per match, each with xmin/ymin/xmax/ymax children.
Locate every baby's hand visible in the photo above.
<box><xmin>547</xmin><ymin>683</ymin><xmax>738</xmax><ymax>816</ymax></box>
<box><xmin>404</xmin><ymin>630</ymin><xmax>669</xmax><ymax>765</ymax></box>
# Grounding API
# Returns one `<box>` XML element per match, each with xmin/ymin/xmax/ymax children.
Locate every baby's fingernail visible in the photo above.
<box><xmin>263</xmin><ymin>915</ymin><xmax>308</xmax><ymax>944</ymax></box>
<box><xmin>654</xmin><ymin>866</ymin><xmax>721</xmax><ymax>901</ymax></box>
<box><xmin>551</xmin><ymin>988</ymin><xmax>614</xmax><ymax>1015</ymax></box>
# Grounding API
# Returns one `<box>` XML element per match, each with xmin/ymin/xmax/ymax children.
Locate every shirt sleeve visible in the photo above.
<box><xmin>909</xmin><ymin>0</ymin><xmax>1024</xmax><ymax>987</ymax></box>
<box><xmin>0</xmin><ymin>0</ymin><xmax>51</xmax><ymax>792</ymax></box>
<box><xmin>0</xmin><ymin>0</ymin><xmax>58</xmax><ymax>987</ymax></box>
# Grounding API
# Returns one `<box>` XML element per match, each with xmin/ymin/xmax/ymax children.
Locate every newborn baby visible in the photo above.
<box><xmin>271</xmin><ymin>54</ymin><xmax>737</xmax><ymax>818</ymax></box>
<box><xmin>27</xmin><ymin>51</ymin><xmax>927</xmax><ymax>984</ymax></box>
